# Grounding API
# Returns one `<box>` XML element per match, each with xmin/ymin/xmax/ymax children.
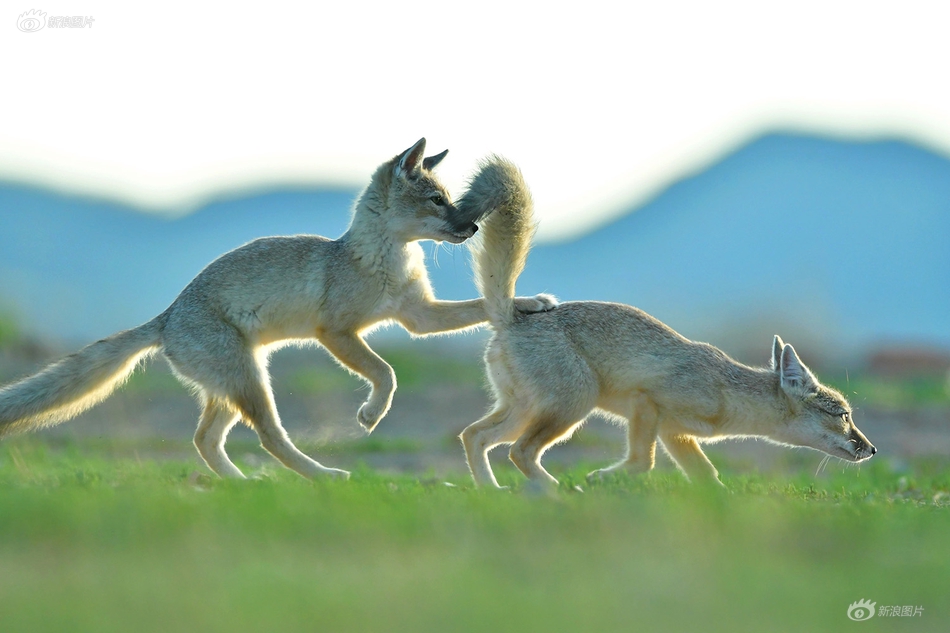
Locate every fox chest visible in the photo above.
<box><xmin>319</xmin><ymin>266</ymin><xmax>419</xmax><ymax>327</ymax></box>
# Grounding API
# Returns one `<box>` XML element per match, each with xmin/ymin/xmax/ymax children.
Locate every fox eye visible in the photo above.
<box><xmin>429</xmin><ymin>194</ymin><xmax>445</xmax><ymax>206</ymax></box>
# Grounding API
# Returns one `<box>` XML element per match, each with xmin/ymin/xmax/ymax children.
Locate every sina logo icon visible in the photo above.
<box><xmin>847</xmin><ymin>600</ymin><xmax>876</xmax><ymax>621</ymax></box>
<box><xmin>17</xmin><ymin>9</ymin><xmax>47</xmax><ymax>32</ymax></box>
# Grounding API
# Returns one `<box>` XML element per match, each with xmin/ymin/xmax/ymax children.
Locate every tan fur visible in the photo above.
<box><xmin>0</xmin><ymin>139</ymin><xmax>557</xmax><ymax>480</ymax></box>
<box><xmin>458</xmin><ymin>157</ymin><xmax>876</xmax><ymax>490</ymax></box>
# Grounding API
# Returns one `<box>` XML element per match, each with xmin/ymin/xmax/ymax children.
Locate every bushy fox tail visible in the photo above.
<box><xmin>457</xmin><ymin>156</ymin><xmax>536</xmax><ymax>327</ymax></box>
<box><xmin>0</xmin><ymin>316</ymin><xmax>165</xmax><ymax>437</ymax></box>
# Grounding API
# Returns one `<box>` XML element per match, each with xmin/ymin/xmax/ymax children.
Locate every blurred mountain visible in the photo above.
<box><xmin>0</xmin><ymin>187</ymin><xmax>356</xmax><ymax>342</ymax></box>
<box><xmin>2</xmin><ymin>132</ymin><xmax>949</xmax><ymax>356</ymax></box>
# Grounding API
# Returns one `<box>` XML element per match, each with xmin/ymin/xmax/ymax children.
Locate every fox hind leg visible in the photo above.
<box><xmin>503</xmin><ymin>352</ymin><xmax>598</xmax><ymax>491</ymax></box>
<box><xmin>460</xmin><ymin>404</ymin><xmax>528</xmax><ymax>489</ymax></box>
<box><xmin>232</xmin><ymin>355</ymin><xmax>349</xmax><ymax>480</ymax></box>
<box><xmin>508</xmin><ymin>412</ymin><xmax>588</xmax><ymax>491</ymax></box>
<box><xmin>194</xmin><ymin>397</ymin><xmax>245</xmax><ymax>479</ymax></box>
<box><xmin>164</xmin><ymin>319</ymin><xmax>347</xmax><ymax>480</ymax></box>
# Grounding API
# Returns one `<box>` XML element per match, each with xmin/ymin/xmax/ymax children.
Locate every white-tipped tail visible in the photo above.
<box><xmin>0</xmin><ymin>316</ymin><xmax>164</xmax><ymax>437</ymax></box>
<box><xmin>458</xmin><ymin>156</ymin><xmax>536</xmax><ymax>326</ymax></box>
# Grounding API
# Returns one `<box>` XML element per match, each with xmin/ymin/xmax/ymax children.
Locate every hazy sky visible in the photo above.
<box><xmin>4</xmin><ymin>1</ymin><xmax>950</xmax><ymax>240</ymax></box>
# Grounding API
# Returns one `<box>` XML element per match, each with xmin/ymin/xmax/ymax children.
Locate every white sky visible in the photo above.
<box><xmin>3</xmin><ymin>0</ymin><xmax>950</xmax><ymax>241</ymax></box>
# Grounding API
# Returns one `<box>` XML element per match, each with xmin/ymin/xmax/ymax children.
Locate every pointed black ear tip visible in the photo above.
<box><xmin>400</xmin><ymin>138</ymin><xmax>426</xmax><ymax>156</ymax></box>
<box><xmin>770</xmin><ymin>335</ymin><xmax>783</xmax><ymax>369</ymax></box>
<box><xmin>423</xmin><ymin>149</ymin><xmax>449</xmax><ymax>170</ymax></box>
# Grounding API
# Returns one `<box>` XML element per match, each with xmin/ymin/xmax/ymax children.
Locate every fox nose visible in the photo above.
<box><xmin>454</xmin><ymin>221</ymin><xmax>477</xmax><ymax>235</ymax></box>
<box><xmin>870</xmin><ymin>445</ymin><xmax>877</xmax><ymax>455</ymax></box>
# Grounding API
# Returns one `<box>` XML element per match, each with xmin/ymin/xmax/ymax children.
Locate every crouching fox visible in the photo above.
<box><xmin>457</xmin><ymin>156</ymin><xmax>875</xmax><ymax>489</ymax></box>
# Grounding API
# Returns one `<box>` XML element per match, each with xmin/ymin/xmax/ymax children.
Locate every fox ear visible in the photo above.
<box><xmin>779</xmin><ymin>344</ymin><xmax>818</xmax><ymax>398</ymax></box>
<box><xmin>395</xmin><ymin>138</ymin><xmax>427</xmax><ymax>179</ymax></box>
<box><xmin>423</xmin><ymin>149</ymin><xmax>448</xmax><ymax>171</ymax></box>
<box><xmin>770</xmin><ymin>335</ymin><xmax>785</xmax><ymax>371</ymax></box>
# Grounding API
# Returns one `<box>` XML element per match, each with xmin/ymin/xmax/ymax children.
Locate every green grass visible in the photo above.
<box><xmin>0</xmin><ymin>440</ymin><xmax>947</xmax><ymax>633</ymax></box>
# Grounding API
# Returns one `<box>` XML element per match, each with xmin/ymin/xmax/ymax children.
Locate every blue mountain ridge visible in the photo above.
<box><xmin>499</xmin><ymin>133</ymin><xmax>950</xmax><ymax>352</ymax></box>
<box><xmin>1</xmin><ymin>132</ymin><xmax>948</xmax><ymax>353</ymax></box>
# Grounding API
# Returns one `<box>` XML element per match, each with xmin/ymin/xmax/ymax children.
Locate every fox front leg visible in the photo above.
<box><xmin>398</xmin><ymin>294</ymin><xmax>559</xmax><ymax>336</ymax></box>
<box><xmin>659</xmin><ymin>433</ymin><xmax>724</xmax><ymax>487</ymax></box>
<box><xmin>317</xmin><ymin>330</ymin><xmax>395</xmax><ymax>433</ymax></box>
<box><xmin>588</xmin><ymin>393</ymin><xmax>659</xmax><ymax>481</ymax></box>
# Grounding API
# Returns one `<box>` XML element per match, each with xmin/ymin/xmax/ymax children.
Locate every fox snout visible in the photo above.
<box><xmin>451</xmin><ymin>221</ymin><xmax>478</xmax><ymax>240</ymax></box>
<box><xmin>442</xmin><ymin>208</ymin><xmax>479</xmax><ymax>243</ymax></box>
<box><xmin>849</xmin><ymin>426</ymin><xmax>877</xmax><ymax>461</ymax></box>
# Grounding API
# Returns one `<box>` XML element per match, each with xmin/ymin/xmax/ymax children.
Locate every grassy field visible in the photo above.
<box><xmin>0</xmin><ymin>438</ymin><xmax>946</xmax><ymax>633</ymax></box>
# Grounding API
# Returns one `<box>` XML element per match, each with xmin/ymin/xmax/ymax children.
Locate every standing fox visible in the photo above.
<box><xmin>0</xmin><ymin>139</ymin><xmax>556</xmax><ymax>480</ymax></box>
<box><xmin>457</xmin><ymin>157</ymin><xmax>876</xmax><ymax>489</ymax></box>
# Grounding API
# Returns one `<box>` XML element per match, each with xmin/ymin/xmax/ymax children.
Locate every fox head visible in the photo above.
<box><xmin>367</xmin><ymin>138</ymin><xmax>478</xmax><ymax>244</ymax></box>
<box><xmin>770</xmin><ymin>335</ymin><xmax>876</xmax><ymax>462</ymax></box>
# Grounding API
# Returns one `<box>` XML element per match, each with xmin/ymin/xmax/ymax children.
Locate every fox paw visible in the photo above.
<box><xmin>357</xmin><ymin>400</ymin><xmax>389</xmax><ymax>433</ymax></box>
<box><xmin>589</xmin><ymin>456</ymin><xmax>657</xmax><ymax>481</ymax></box>
<box><xmin>586</xmin><ymin>468</ymin><xmax>610</xmax><ymax>482</ymax></box>
<box><xmin>515</xmin><ymin>293</ymin><xmax>558</xmax><ymax>314</ymax></box>
<box><xmin>586</xmin><ymin>465</ymin><xmax>630</xmax><ymax>482</ymax></box>
<box><xmin>522</xmin><ymin>479</ymin><xmax>560</xmax><ymax>497</ymax></box>
<box><xmin>322</xmin><ymin>467</ymin><xmax>351</xmax><ymax>481</ymax></box>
